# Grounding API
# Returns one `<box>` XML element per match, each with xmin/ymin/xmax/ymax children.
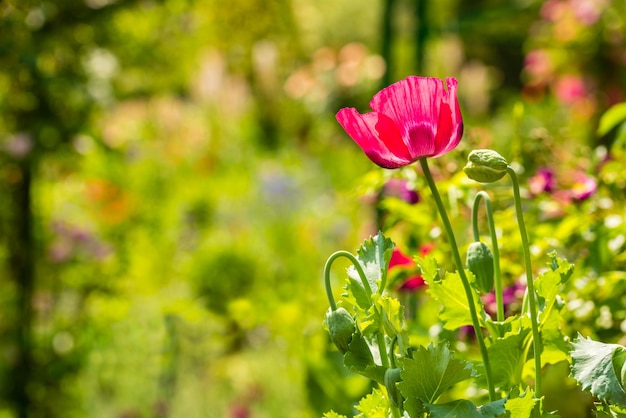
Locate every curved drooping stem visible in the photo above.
<box><xmin>507</xmin><ymin>166</ymin><xmax>543</xmax><ymax>397</ymax></box>
<box><xmin>419</xmin><ymin>158</ymin><xmax>496</xmax><ymax>402</ymax></box>
<box><xmin>324</xmin><ymin>250</ymin><xmax>373</xmax><ymax>311</ymax></box>
<box><xmin>323</xmin><ymin>250</ymin><xmax>392</xmax><ymax>374</ymax></box>
<box><xmin>472</xmin><ymin>191</ymin><xmax>504</xmax><ymax>322</ymax></box>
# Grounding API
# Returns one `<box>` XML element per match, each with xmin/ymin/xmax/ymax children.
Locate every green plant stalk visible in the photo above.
<box><xmin>419</xmin><ymin>158</ymin><xmax>497</xmax><ymax>402</ymax></box>
<box><xmin>472</xmin><ymin>191</ymin><xmax>504</xmax><ymax>322</ymax></box>
<box><xmin>507</xmin><ymin>166</ymin><xmax>542</xmax><ymax>397</ymax></box>
<box><xmin>324</xmin><ymin>250</ymin><xmax>373</xmax><ymax>311</ymax></box>
<box><xmin>323</xmin><ymin>250</ymin><xmax>400</xmax><ymax>417</ymax></box>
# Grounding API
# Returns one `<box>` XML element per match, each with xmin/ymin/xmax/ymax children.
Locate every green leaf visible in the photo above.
<box><xmin>343</xmin><ymin>332</ymin><xmax>386</xmax><ymax>384</ymax></box>
<box><xmin>347</xmin><ymin>277</ymin><xmax>372</xmax><ymax>310</ymax></box>
<box><xmin>428</xmin><ymin>270</ymin><xmax>486</xmax><ymax>330</ymax></box>
<box><xmin>534</xmin><ymin>254</ymin><xmax>574</xmax><ymax>365</ymax></box>
<box><xmin>348</xmin><ymin>233</ymin><xmax>395</xmax><ymax>294</ymax></box>
<box><xmin>504</xmin><ymin>389</ymin><xmax>537</xmax><ymax>418</ymax></box>
<box><xmin>426</xmin><ymin>398</ymin><xmax>507</xmax><ymax>418</ymax></box>
<box><xmin>416</xmin><ymin>255</ymin><xmax>440</xmax><ymax>283</ymax></box>
<box><xmin>323</xmin><ymin>412</ymin><xmax>348</xmax><ymax>418</ymax></box>
<box><xmin>377</xmin><ymin>294</ymin><xmax>404</xmax><ymax>339</ymax></box>
<box><xmin>487</xmin><ymin>331</ymin><xmax>526</xmax><ymax>387</ymax></box>
<box><xmin>403</xmin><ymin>397</ymin><xmax>425</xmax><ymax>417</ymax></box>
<box><xmin>570</xmin><ymin>334</ymin><xmax>626</xmax><ymax>407</ymax></box>
<box><xmin>598</xmin><ymin>102</ymin><xmax>626</xmax><ymax>137</ymax></box>
<box><xmin>398</xmin><ymin>343</ymin><xmax>475</xmax><ymax>404</ymax></box>
<box><xmin>354</xmin><ymin>388</ymin><xmax>390</xmax><ymax>417</ymax></box>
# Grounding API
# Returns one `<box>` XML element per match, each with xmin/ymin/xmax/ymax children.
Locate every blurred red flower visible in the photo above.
<box><xmin>389</xmin><ymin>244</ymin><xmax>434</xmax><ymax>292</ymax></box>
<box><xmin>336</xmin><ymin>76</ymin><xmax>463</xmax><ymax>168</ymax></box>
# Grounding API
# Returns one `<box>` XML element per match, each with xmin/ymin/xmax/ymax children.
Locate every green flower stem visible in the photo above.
<box><xmin>507</xmin><ymin>166</ymin><xmax>542</xmax><ymax>397</ymax></box>
<box><xmin>419</xmin><ymin>158</ymin><xmax>496</xmax><ymax>402</ymax></box>
<box><xmin>324</xmin><ymin>250</ymin><xmax>373</xmax><ymax>311</ymax></box>
<box><xmin>472</xmin><ymin>191</ymin><xmax>504</xmax><ymax>322</ymax></box>
<box><xmin>324</xmin><ymin>249</ymin><xmax>395</xmax><ymax>412</ymax></box>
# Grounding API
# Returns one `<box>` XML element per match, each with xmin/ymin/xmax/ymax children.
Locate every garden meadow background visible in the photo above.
<box><xmin>1</xmin><ymin>0</ymin><xmax>626</xmax><ymax>417</ymax></box>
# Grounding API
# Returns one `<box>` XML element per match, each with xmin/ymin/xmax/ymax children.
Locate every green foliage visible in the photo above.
<box><xmin>398</xmin><ymin>343</ymin><xmax>475</xmax><ymax>404</ymax></box>
<box><xmin>570</xmin><ymin>335</ymin><xmax>626</xmax><ymax>408</ymax></box>
<box><xmin>427</xmin><ymin>269</ymin><xmax>487</xmax><ymax>330</ymax></box>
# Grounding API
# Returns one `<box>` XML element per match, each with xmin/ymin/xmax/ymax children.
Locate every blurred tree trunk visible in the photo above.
<box><xmin>381</xmin><ymin>0</ymin><xmax>395</xmax><ymax>88</ymax></box>
<box><xmin>7</xmin><ymin>161</ymin><xmax>34</xmax><ymax>418</ymax></box>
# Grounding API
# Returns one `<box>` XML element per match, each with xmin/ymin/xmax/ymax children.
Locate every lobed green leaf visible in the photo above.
<box><xmin>398</xmin><ymin>343</ymin><xmax>475</xmax><ymax>404</ymax></box>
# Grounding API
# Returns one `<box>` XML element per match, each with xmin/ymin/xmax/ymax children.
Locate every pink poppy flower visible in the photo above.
<box><xmin>336</xmin><ymin>76</ymin><xmax>463</xmax><ymax>168</ymax></box>
<box><xmin>528</xmin><ymin>167</ymin><xmax>556</xmax><ymax>195</ymax></box>
<box><xmin>570</xmin><ymin>172</ymin><xmax>597</xmax><ymax>201</ymax></box>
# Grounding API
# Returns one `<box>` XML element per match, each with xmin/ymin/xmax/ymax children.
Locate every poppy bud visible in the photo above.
<box><xmin>384</xmin><ymin>367</ymin><xmax>403</xmax><ymax>407</ymax></box>
<box><xmin>466</xmin><ymin>241</ymin><xmax>495</xmax><ymax>293</ymax></box>
<box><xmin>464</xmin><ymin>149</ymin><xmax>508</xmax><ymax>183</ymax></box>
<box><xmin>325</xmin><ymin>307</ymin><xmax>356</xmax><ymax>354</ymax></box>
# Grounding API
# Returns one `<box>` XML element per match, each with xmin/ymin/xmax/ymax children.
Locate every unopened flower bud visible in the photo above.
<box><xmin>466</xmin><ymin>241</ymin><xmax>495</xmax><ymax>293</ymax></box>
<box><xmin>464</xmin><ymin>149</ymin><xmax>508</xmax><ymax>183</ymax></box>
<box><xmin>325</xmin><ymin>307</ymin><xmax>356</xmax><ymax>354</ymax></box>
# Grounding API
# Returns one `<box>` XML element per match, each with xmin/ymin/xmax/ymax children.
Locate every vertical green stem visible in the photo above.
<box><xmin>507</xmin><ymin>166</ymin><xmax>542</xmax><ymax>397</ymax></box>
<box><xmin>419</xmin><ymin>159</ymin><xmax>496</xmax><ymax>402</ymax></box>
<box><xmin>472</xmin><ymin>191</ymin><xmax>504</xmax><ymax>322</ymax></box>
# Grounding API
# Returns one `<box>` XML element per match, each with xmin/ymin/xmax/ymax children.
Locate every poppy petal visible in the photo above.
<box><xmin>336</xmin><ymin>108</ymin><xmax>412</xmax><ymax>168</ymax></box>
<box><xmin>369</xmin><ymin>76</ymin><xmax>444</xmax><ymax>159</ymax></box>
<box><xmin>433</xmin><ymin>77</ymin><xmax>463</xmax><ymax>157</ymax></box>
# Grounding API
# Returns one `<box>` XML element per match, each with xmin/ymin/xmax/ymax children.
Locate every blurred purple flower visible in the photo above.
<box><xmin>2</xmin><ymin>133</ymin><xmax>33</xmax><ymax>159</ymax></box>
<box><xmin>482</xmin><ymin>282</ymin><xmax>527</xmax><ymax>318</ymax></box>
<box><xmin>528</xmin><ymin>167</ymin><xmax>555</xmax><ymax>195</ymax></box>
<box><xmin>382</xmin><ymin>178</ymin><xmax>420</xmax><ymax>204</ymax></box>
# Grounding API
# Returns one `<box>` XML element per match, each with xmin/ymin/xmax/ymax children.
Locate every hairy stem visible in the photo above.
<box><xmin>420</xmin><ymin>158</ymin><xmax>496</xmax><ymax>402</ymax></box>
<box><xmin>507</xmin><ymin>166</ymin><xmax>542</xmax><ymax>397</ymax></box>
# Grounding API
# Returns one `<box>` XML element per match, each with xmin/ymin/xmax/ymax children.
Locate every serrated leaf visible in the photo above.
<box><xmin>416</xmin><ymin>255</ymin><xmax>440</xmax><ymax>283</ymax></box>
<box><xmin>598</xmin><ymin>102</ymin><xmax>626</xmax><ymax>136</ymax></box>
<box><xmin>487</xmin><ymin>331</ymin><xmax>526</xmax><ymax>387</ymax></box>
<box><xmin>428</xmin><ymin>270</ymin><xmax>486</xmax><ymax>330</ymax></box>
<box><xmin>354</xmin><ymin>388</ymin><xmax>389</xmax><ymax>417</ymax></box>
<box><xmin>403</xmin><ymin>397</ymin><xmax>425</xmax><ymax>417</ymax></box>
<box><xmin>398</xmin><ymin>343</ymin><xmax>475</xmax><ymax>404</ymax></box>
<box><xmin>377</xmin><ymin>295</ymin><xmax>404</xmax><ymax>339</ymax></box>
<box><xmin>348</xmin><ymin>233</ymin><xmax>395</xmax><ymax>294</ymax></box>
<box><xmin>426</xmin><ymin>398</ymin><xmax>507</xmax><ymax>418</ymax></box>
<box><xmin>505</xmin><ymin>389</ymin><xmax>536</xmax><ymax>418</ymax></box>
<box><xmin>323</xmin><ymin>412</ymin><xmax>348</xmax><ymax>418</ymax></box>
<box><xmin>343</xmin><ymin>332</ymin><xmax>386</xmax><ymax>384</ymax></box>
<box><xmin>570</xmin><ymin>334</ymin><xmax>626</xmax><ymax>407</ymax></box>
<box><xmin>347</xmin><ymin>277</ymin><xmax>371</xmax><ymax>310</ymax></box>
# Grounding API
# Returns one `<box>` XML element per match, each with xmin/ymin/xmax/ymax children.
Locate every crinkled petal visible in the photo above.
<box><xmin>336</xmin><ymin>108</ymin><xmax>413</xmax><ymax>168</ymax></box>
<box><xmin>369</xmin><ymin>76</ymin><xmax>444</xmax><ymax>159</ymax></box>
<box><xmin>432</xmin><ymin>77</ymin><xmax>463</xmax><ymax>157</ymax></box>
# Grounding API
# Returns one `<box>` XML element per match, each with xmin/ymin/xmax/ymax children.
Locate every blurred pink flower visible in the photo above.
<box><xmin>528</xmin><ymin>167</ymin><xmax>556</xmax><ymax>195</ymax></box>
<box><xmin>554</xmin><ymin>75</ymin><xmax>588</xmax><ymax>104</ymax></box>
<box><xmin>336</xmin><ymin>76</ymin><xmax>463</xmax><ymax>168</ymax></box>
<box><xmin>524</xmin><ymin>50</ymin><xmax>554</xmax><ymax>82</ymax></box>
<box><xmin>570</xmin><ymin>172</ymin><xmax>597</xmax><ymax>201</ymax></box>
<box><xmin>571</xmin><ymin>0</ymin><xmax>606</xmax><ymax>25</ymax></box>
<box><xmin>382</xmin><ymin>178</ymin><xmax>420</xmax><ymax>204</ymax></box>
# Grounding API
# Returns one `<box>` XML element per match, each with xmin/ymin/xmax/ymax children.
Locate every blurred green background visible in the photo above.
<box><xmin>1</xmin><ymin>0</ymin><xmax>626</xmax><ymax>417</ymax></box>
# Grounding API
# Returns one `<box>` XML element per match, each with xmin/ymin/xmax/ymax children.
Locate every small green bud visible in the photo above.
<box><xmin>466</xmin><ymin>241</ymin><xmax>495</xmax><ymax>293</ymax></box>
<box><xmin>384</xmin><ymin>367</ymin><xmax>403</xmax><ymax>407</ymax></box>
<box><xmin>325</xmin><ymin>307</ymin><xmax>356</xmax><ymax>354</ymax></box>
<box><xmin>464</xmin><ymin>149</ymin><xmax>509</xmax><ymax>183</ymax></box>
